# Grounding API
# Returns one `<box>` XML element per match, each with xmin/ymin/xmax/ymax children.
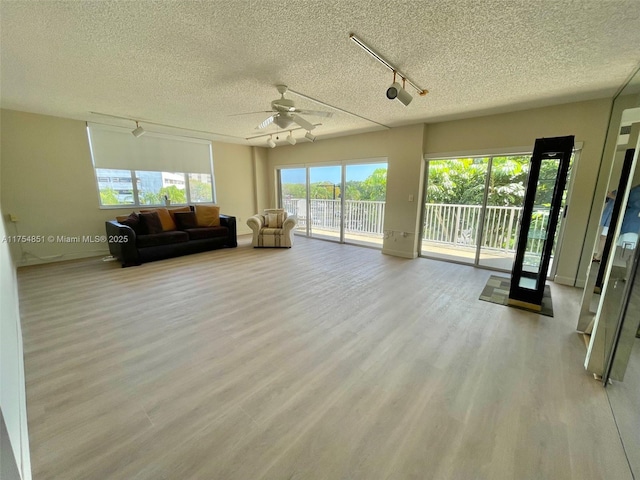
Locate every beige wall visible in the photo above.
<box><xmin>252</xmin><ymin>146</ymin><xmax>270</xmax><ymax>213</ymax></box>
<box><xmin>0</xmin><ymin>109</ymin><xmax>256</xmax><ymax>264</ymax></box>
<box><xmin>209</xmin><ymin>141</ymin><xmax>258</xmax><ymax>235</ymax></box>
<box><xmin>266</xmin><ymin>124</ymin><xmax>425</xmax><ymax>258</ymax></box>
<box><xmin>1</xmin><ymin>100</ymin><xmax>617</xmax><ymax>283</ymax></box>
<box><xmin>424</xmin><ymin>99</ymin><xmax>612</xmax><ymax>286</ymax></box>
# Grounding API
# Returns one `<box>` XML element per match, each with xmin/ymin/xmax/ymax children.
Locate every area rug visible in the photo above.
<box><xmin>479</xmin><ymin>275</ymin><xmax>554</xmax><ymax>317</ymax></box>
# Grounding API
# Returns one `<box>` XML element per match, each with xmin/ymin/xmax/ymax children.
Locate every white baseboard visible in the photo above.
<box><xmin>554</xmin><ymin>275</ymin><xmax>579</xmax><ymax>287</ymax></box>
<box><xmin>18</xmin><ymin>250</ymin><xmax>110</xmax><ymax>267</ymax></box>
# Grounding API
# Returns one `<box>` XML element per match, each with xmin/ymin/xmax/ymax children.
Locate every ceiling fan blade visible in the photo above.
<box><xmin>271</xmin><ymin>101</ymin><xmax>295</xmax><ymax>112</ymax></box>
<box><xmin>228</xmin><ymin>111</ymin><xmax>272</xmax><ymax>117</ymax></box>
<box><xmin>256</xmin><ymin>115</ymin><xmax>276</xmax><ymax>129</ymax></box>
<box><xmin>297</xmin><ymin>109</ymin><xmax>333</xmax><ymax>118</ymax></box>
<box><xmin>290</xmin><ymin>114</ymin><xmax>314</xmax><ymax>131</ymax></box>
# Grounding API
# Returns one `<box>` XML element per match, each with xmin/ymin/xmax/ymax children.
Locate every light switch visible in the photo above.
<box><xmin>408</xmin><ymin>194</ymin><xmax>414</xmax><ymax>202</ymax></box>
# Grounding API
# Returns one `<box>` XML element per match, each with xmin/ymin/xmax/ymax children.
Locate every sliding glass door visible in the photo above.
<box><xmin>477</xmin><ymin>156</ymin><xmax>530</xmax><ymax>269</ymax></box>
<box><xmin>280</xmin><ymin>168</ymin><xmax>307</xmax><ymax>234</ymax></box>
<box><xmin>278</xmin><ymin>161</ymin><xmax>387</xmax><ymax>247</ymax></box>
<box><xmin>421</xmin><ymin>154</ymin><xmax>531</xmax><ymax>271</ymax></box>
<box><xmin>309</xmin><ymin>166</ymin><xmax>342</xmax><ymax>241</ymax></box>
<box><xmin>344</xmin><ymin>164</ymin><xmax>387</xmax><ymax>247</ymax></box>
<box><xmin>422</xmin><ymin>158</ymin><xmax>489</xmax><ymax>265</ymax></box>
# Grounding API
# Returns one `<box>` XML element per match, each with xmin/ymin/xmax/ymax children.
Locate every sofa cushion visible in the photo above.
<box><xmin>174</xmin><ymin>211</ymin><xmax>198</xmax><ymax>230</ymax></box>
<box><xmin>138</xmin><ymin>211</ymin><xmax>164</xmax><ymax>235</ymax></box>
<box><xmin>261</xmin><ymin>227</ymin><xmax>283</xmax><ymax>235</ymax></box>
<box><xmin>136</xmin><ymin>230</ymin><xmax>189</xmax><ymax>248</ymax></box>
<box><xmin>117</xmin><ymin>212</ymin><xmax>143</xmax><ymax>235</ymax></box>
<box><xmin>140</xmin><ymin>207</ymin><xmax>176</xmax><ymax>231</ymax></box>
<box><xmin>183</xmin><ymin>226</ymin><xmax>228</xmax><ymax>241</ymax></box>
<box><xmin>195</xmin><ymin>204</ymin><xmax>220</xmax><ymax>227</ymax></box>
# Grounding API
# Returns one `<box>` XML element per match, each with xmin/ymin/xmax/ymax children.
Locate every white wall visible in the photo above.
<box><xmin>0</xmin><ymin>109</ymin><xmax>257</xmax><ymax>264</ymax></box>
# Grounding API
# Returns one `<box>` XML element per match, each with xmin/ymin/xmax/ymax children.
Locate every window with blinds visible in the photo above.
<box><xmin>87</xmin><ymin>123</ymin><xmax>215</xmax><ymax>207</ymax></box>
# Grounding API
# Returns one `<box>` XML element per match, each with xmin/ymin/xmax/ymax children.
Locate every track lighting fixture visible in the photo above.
<box><xmin>131</xmin><ymin>121</ymin><xmax>146</xmax><ymax>138</ymax></box>
<box><xmin>286</xmin><ymin>131</ymin><xmax>296</xmax><ymax>145</ymax></box>
<box><xmin>349</xmin><ymin>33</ymin><xmax>428</xmax><ymax>101</ymax></box>
<box><xmin>266</xmin><ymin>135</ymin><xmax>276</xmax><ymax>148</ymax></box>
<box><xmin>305</xmin><ymin>131</ymin><xmax>316</xmax><ymax>142</ymax></box>
<box><xmin>386</xmin><ymin>73</ymin><xmax>413</xmax><ymax>106</ymax></box>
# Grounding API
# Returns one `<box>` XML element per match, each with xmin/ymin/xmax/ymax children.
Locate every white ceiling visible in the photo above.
<box><xmin>1</xmin><ymin>0</ymin><xmax>639</xmax><ymax>147</ymax></box>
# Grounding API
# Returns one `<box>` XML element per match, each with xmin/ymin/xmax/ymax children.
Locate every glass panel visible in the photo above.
<box><xmin>344</xmin><ymin>163</ymin><xmax>387</xmax><ymax>248</ymax></box>
<box><xmin>188</xmin><ymin>173</ymin><xmax>213</xmax><ymax>203</ymax></box>
<box><xmin>280</xmin><ymin>168</ymin><xmax>307</xmax><ymax>234</ymax></box>
<box><xmin>96</xmin><ymin>168</ymin><xmax>136</xmax><ymax>205</ymax></box>
<box><xmin>478</xmin><ymin>156</ymin><xmax>530</xmax><ymax>270</ymax></box>
<box><xmin>137</xmin><ymin>171</ymin><xmax>187</xmax><ymax>205</ymax></box>
<box><xmin>309</xmin><ymin>166</ymin><xmax>342</xmax><ymax>241</ymax></box>
<box><xmin>517</xmin><ymin>157</ymin><xmax>560</xmax><ymax>289</ymax></box>
<box><xmin>421</xmin><ymin>158</ymin><xmax>489</xmax><ymax>264</ymax></box>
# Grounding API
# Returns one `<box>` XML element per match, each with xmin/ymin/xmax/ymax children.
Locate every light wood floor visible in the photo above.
<box><xmin>18</xmin><ymin>236</ymin><xmax>633</xmax><ymax>480</ymax></box>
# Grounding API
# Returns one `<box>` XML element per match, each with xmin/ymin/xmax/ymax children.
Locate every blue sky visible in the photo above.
<box><xmin>281</xmin><ymin>163</ymin><xmax>386</xmax><ymax>184</ymax></box>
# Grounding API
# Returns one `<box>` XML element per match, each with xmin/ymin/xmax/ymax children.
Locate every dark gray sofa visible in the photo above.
<box><xmin>106</xmin><ymin>212</ymin><xmax>237</xmax><ymax>267</ymax></box>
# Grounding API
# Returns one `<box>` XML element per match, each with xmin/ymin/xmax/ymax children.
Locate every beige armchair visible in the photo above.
<box><xmin>247</xmin><ymin>209</ymin><xmax>297</xmax><ymax>247</ymax></box>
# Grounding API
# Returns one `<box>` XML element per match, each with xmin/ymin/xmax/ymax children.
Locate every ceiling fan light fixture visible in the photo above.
<box><xmin>305</xmin><ymin>131</ymin><xmax>316</xmax><ymax>142</ymax></box>
<box><xmin>286</xmin><ymin>132</ymin><xmax>296</xmax><ymax>145</ymax></box>
<box><xmin>266</xmin><ymin>136</ymin><xmax>276</xmax><ymax>148</ymax></box>
<box><xmin>132</xmin><ymin>121</ymin><xmax>146</xmax><ymax>137</ymax></box>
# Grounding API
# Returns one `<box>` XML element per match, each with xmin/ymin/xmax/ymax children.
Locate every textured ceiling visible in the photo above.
<box><xmin>1</xmin><ymin>0</ymin><xmax>639</xmax><ymax>146</ymax></box>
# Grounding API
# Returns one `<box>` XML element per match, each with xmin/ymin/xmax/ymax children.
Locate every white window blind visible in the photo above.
<box><xmin>87</xmin><ymin>123</ymin><xmax>213</xmax><ymax>174</ymax></box>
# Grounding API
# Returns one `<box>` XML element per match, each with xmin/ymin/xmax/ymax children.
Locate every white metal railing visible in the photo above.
<box><xmin>283</xmin><ymin>198</ymin><xmax>385</xmax><ymax>236</ymax></box>
<box><xmin>282</xmin><ymin>198</ymin><xmax>549</xmax><ymax>254</ymax></box>
<box><xmin>422</xmin><ymin>203</ymin><xmax>549</xmax><ymax>254</ymax></box>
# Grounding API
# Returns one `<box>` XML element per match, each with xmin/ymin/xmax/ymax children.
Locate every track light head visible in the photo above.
<box><xmin>266</xmin><ymin>136</ymin><xmax>276</xmax><ymax>148</ymax></box>
<box><xmin>132</xmin><ymin>121</ymin><xmax>146</xmax><ymax>137</ymax></box>
<box><xmin>286</xmin><ymin>132</ymin><xmax>296</xmax><ymax>145</ymax></box>
<box><xmin>386</xmin><ymin>82</ymin><xmax>413</xmax><ymax>106</ymax></box>
<box><xmin>386</xmin><ymin>82</ymin><xmax>400</xmax><ymax>100</ymax></box>
<box><xmin>305</xmin><ymin>131</ymin><xmax>316</xmax><ymax>142</ymax></box>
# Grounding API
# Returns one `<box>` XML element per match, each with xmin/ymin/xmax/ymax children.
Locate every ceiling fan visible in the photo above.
<box><xmin>233</xmin><ymin>85</ymin><xmax>333</xmax><ymax>131</ymax></box>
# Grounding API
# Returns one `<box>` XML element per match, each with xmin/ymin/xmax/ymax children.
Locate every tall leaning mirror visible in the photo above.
<box><xmin>577</xmin><ymin>66</ymin><xmax>640</xmax><ymax>374</ymax></box>
<box><xmin>579</xmin><ymin>65</ymin><xmax>640</xmax><ymax>479</ymax></box>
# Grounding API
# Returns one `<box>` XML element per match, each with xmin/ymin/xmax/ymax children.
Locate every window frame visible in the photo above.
<box><xmin>87</xmin><ymin>124</ymin><xmax>216</xmax><ymax>209</ymax></box>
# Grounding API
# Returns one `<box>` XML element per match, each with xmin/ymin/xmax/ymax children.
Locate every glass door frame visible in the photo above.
<box><xmin>276</xmin><ymin>158</ymin><xmax>388</xmax><ymax>247</ymax></box>
<box><xmin>420</xmin><ymin>145</ymin><xmax>580</xmax><ymax>273</ymax></box>
<box><xmin>420</xmin><ymin>151</ymin><xmax>529</xmax><ymax>271</ymax></box>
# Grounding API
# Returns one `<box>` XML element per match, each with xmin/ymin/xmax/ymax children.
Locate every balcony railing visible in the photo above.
<box><xmin>283</xmin><ymin>198</ymin><xmax>385</xmax><ymax>236</ymax></box>
<box><xmin>283</xmin><ymin>198</ymin><xmax>549</xmax><ymax>254</ymax></box>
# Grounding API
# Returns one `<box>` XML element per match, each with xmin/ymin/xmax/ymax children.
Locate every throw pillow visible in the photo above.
<box><xmin>138</xmin><ymin>211</ymin><xmax>163</xmax><ymax>235</ymax></box>
<box><xmin>267</xmin><ymin>213</ymin><xmax>280</xmax><ymax>228</ymax></box>
<box><xmin>140</xmin><ymin>208</ymin><xmax>176</xmax><ymax>231</ymax></box>
<box><xmin>174</xmin><ymin>211</ymin><xmax>198</xmax><ymax>230</ymax></box>
<box><xmin>168</xmin><ymin>206</ymin><xmax>192</xmax><ymax>222</ymax></box>
<box><xmin>195</xmin><ymin>204</ymin><xmax>220</xmax><ymax>227</ymax></box>
<box><xmin>119</xmin><ymin>212</ymin><xmax>142</xmax><ymax>235</ymax></box>
<box><xmin>264</xmin><ymin>209</ymin><xmax>284</xmax><ymax>228</ymax></box>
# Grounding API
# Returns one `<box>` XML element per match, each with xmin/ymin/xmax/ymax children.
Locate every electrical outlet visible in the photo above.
<box><xmin>9</xmin><ymin>214</ymin><xmax>18</xmax><ymax>222</ymax></box>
